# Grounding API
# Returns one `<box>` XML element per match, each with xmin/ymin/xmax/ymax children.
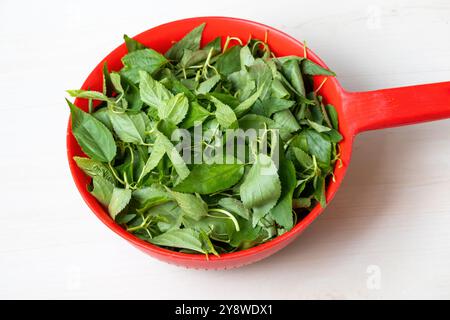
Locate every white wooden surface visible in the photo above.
<box><xmin>0</xmin><ymin>0</ymin><xmax>449</xmax><ymax>299</ymax></box>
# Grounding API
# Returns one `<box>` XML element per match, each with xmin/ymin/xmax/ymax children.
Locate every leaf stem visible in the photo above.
<box><xmin>314</xmin><ymin>77</ymin><xmax>328</xmax><ymax>95</ymax></box>
<box><xmin>88</xmin><ymin>98</ymin><xmax>93</xmax><ymax>114</ymax></box>
<box><xmin>222</xmin><ymin>36</ymin><xmax>243</xmax><ymax>53</ymax></box>
<box><xmin>208</xmin><ymin>208</ymin><xmax>240</xmax><ymax>232</ymax></box>
<box><xmin>108</xmin><ymin>162</ymin><xmax>126</xmax><ymax>185</ymax></box>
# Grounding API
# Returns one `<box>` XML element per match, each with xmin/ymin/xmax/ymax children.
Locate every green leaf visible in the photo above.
<box><xmin>216</xmin><ymin>45</ymin><xmax>241</xmax><ymax>76</ymax></box>
<box><xmin>326</xmin><ymin>129</ymin><xmax>343</xmax><ymax>143</ymax></box>
<box><xmin>293</xmin><ymin>197</ymin><xmax>311</xmax><ymax>209</ymax></box>
<box><xmin>158</xmin><ymin>93</ymin><xmax>188</xmax><ymax>125</ymax></box>
<box><xmin>91</xmin><ymin>176</ymin><xmax>114</xmax><ymax>206</ymax></box>
<box><xmin>108</xmin><ymin>110</ymin><xmax>144</xmax><ymax>144</ymax></box>
<box><xmin>156</xmin><ymin>118</ymin><xmax>177</xmax><ymax>138</ymax></box>
<box><xmin>102</xmin><ymin>62</ymin><xmax>113</xmax><ymax>96</ymax></box>
<box><xmin>302</xmin><ymin>59</ymin><xmax>335</xmax><ymax>76</ymax></box>
<box><xmin>68</xmin><ymin>99</ymin><xmax>116</xmax><ymax>162</ymax></box>
<box><xmin>305</xmin><ymin>129</ymin><xmax>332</xmax><ymax>167</ymax></box>
<box><xmin>174</xmin><ymin>163</ymin><xmax>244</xmax><ymax>194</ymax></box>
<box><xmin>123</xmin><ymin>77</ymin><xmax>144</xmax><ymax>111</ymax></box>
<box><xmin>314</xmin><ymin>175</ymin><xmax>327</xmax><ymax>207</ymax></box>
<box><xmin>138</xmin><ymin>137</ymin><xmax>166</xmax><ymax>182</ymax></box>
<box><xmin>166</xmin><ymin>76</ymin><xmax>196</xmax><ymax>101</ymax></box>
<box><xmin>67</xmin><ymin>90</ymin><xmax>110</xmax><ymax>102</ymax></box>
<box><xmin>108</xmin><ymin>187</ymin><xmax>132</xmax><ymax>219</ymax></box>
<box><xmin>136</xmin><ymin>194</ymin><xmax>173</xmax><ymax>214</ymax></box>
<box><xmin>292</xmin><ymin>147</ymin><xmax>313</xmax><ymax>169</ymax></box>
<box><xmin>132</xmin><ymin>186</ymin><xmax>171</xmax><ymax>205</ymax></box>
<box><xmin>209</xmin><ymin>92</ymin><xmax>240</xmax><ymax>108</ymax></box>
<box><xmin>240</xmin><ymin>153</ymin><xmax>282</xmax><ymax>226</ymax></box>
<box><xmin>180</xmin><ymin>49</ymin><xmax>209</xmax><ymax>68</ymax></box>
<box><xmin>238</xmin><ymin>114</ymin><xmax>276</xmax><ymax>131</ymax></box>
<box><xmin>129</xmin><ymin>112</ymin><xmax>147</xmax><ymax>138</ymax></box>
<box><xmin>123</xmin><ymin>34</ymin><xmax>146</xmax><ymax>52</ymax></box>
<box><xmin>203</xmin><ymin>36</ymin><xmax>222</xmax><ymax>53</ymax></box>
<box><xmin>252</xmin><ymin>98</ymin><xmax>295</xmax><ymax>117</ymax></box>
<box><xmin>210</xmin><ymin>96</ymin><xmax>238</xmax><ymax>129</ymax></box>
<box><xmin>228</xmin><ymin>70</ymin><xmax>255</xmax><ymax>101</ymax></box>
<box><xmin>233</xmin><ymin>90</ymin><xmax>261</xmax><ymax>117</ymax></box>
<box><xmin>139</xmin><ymin>71</ymin><xmax>173</xmax><ymax>110</ymax></box>
<box><xmin>157</xmin><ymin>132</ymin><xmax>190</xmax><ymax>181</ymax></box>
<box><xmin>289</xmin><ymin>132</ymin><xmax>309</xmax><ymax>152</ymax></box>
<box><xmin>199</xmin><ymin>230</ymin><xmax>219</xmax><ymax>256</ymax></box>
<box><xmin>273</xmin><ymin>110</ymin><xmax>301</xmax><ymax>137</ymax></box>
<box><xmin>121</xmin><ymin>49</ymin><xmax>168</xmax><ymax>83</ymax></box>
<box><xmin>248</xmin><ymin>59</ymin><xmax>273</xmax><ymax>100</ymax></box>
<box><xmin>306</xmin><ymin>119</ymin><xmax>331</xmax><ymax>132</ymax></box>
<box><xmin>183</xmin><ymin>213</ymin><xmax>236</xmax><ymax>244</ymax></box>
<box><xmin>325</xmin><ymin>104</ymin><xmax>339</xmax><ymax>130</ymax></box>
<box><xmin>230</xmin><ymin>217</ymin><xmax>263</xmax><ymax>248</ymax></box>
<box><xmin>92</xmin><ymin>108</ymin><xmax>113</xmax><ymax>130</ymax></box>
<box><xmin>148</xmin><ymin>202</ymin><xmax>183</xmax><ymax>232</ymax></box>
<box><xmin>73</xmin><ymin>156</ymin><xmax>115</xmax><ymax>183</ymax></box>
<box><xmin>165</xmin><ymin>23</ymin><xmax>206</xmax><ymax>61</ymax></box>
<box><xmin>150</xmin><ymin>228</ymin><xmax>205</xmax><ymax>254</ymax></box>
<box><xmin>168</xmin><ymin>190</ymin><xmax>208</xmax><ymax>221</ymax></box>
<box><xmin>196</xmin><ymin>74</ymin><xmax>221</xmax><ymax>94</ymax></box>
<box><xmin>218</xmin><ymin>198</ymin><xmax>250</xmax><ymax>220</ymax></box>
<box><xmin>181</xmin><ymin>101</ymin><xmax>211</xmax><ymax>129</ymax></box>
<box><xmin>269</xmin><ymin>158</ymin><xmax>296</xmax><ymax>229</ymax></box>
<box><xmin>233</xmin><ymin>61</ymin><xmax>272</xmax><ymax>117</ymax></box>
<box><xmin>109</xmin><ymin>73</ymin><xmax>124</xmax><ymax>97</ymax></box>
<box><xmin>279</xmin><ymin>57</ymin><xmax>305</xmax><ymax>97</ymax></box>
<box><xmin>240</xmin><ymin>46</ymin><xmax>255</xmax><ymax>69</ymax></box>
<box><xmin>271</xmin><ymin>78</ymin><xmax>290</xmax><ymax>99</ymax></box>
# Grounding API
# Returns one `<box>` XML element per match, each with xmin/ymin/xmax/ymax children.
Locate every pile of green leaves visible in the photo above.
<box><xmin>67</xmin><ymin>23</ymin><xmax>342</xmax><ymax>255</ymax></box>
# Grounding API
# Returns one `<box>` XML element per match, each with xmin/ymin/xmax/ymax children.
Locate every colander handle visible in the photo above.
<box><xmin>342</xmin><ymin>81</ymin><xmax>450</xmax><ymax>135</ymax></box>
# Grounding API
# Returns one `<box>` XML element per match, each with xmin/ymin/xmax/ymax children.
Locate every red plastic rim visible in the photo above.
<box><xmin>67</xmin><ymin>17</ymin><xmax>353</xmax><ymax>269</ymax></box>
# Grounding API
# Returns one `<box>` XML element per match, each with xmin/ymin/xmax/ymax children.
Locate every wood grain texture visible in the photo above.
<box><xmin>0</xmin><ymin>0</ymin><xmax>449</xmax><ymax>299</ymax></box>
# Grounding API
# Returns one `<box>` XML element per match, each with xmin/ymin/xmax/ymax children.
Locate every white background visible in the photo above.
<box><xmin>1</xmin><ymin>0</ymin><xmax>449</xmax><ymax>299</ymax></box>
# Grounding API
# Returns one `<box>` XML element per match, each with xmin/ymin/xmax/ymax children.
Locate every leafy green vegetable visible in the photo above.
<box><xmin>74</xmin><ymin>156</ymin><xmax>115</xmax><ymax>183</ymax></box>
<box><xmin>181</xmin><ymin>101</ymin><xmax>210</xmax><ymax>129</ymax></box>
<box><xmin>240</xmin><ymin>153</ymin><xmax>282</xmax><ymax>226</ymax></box>
<box><xmin>139</xmin><ymin>70</ymin><xmax>173</xmax><ymax>110</ymax></box>
<box><xmin>68</xmin><ymin>23</ymin><xmax>341</xmax><ymax>255</ymax></box>
<box><xmin>158</xmin><ymin>93</ymin><xmax>189</xmax><ymax>125</ymax></box>
<box><xmin>326</xmin><ymin>104</ymin><xmax>339</xmax><ymax>130</ymax></box>
<box><xmin>168</xmin><ymin>190</ymin><xmax>207</xmax><ymax>221</ymax></box>
<box><xmin>269</xmin><ymin>158</ymin><xmax>296</xmax><ymax>229</ymax></box>
<box><xmin>252</xmin><ymin>98</ymin><xmax>295</xmax><ymax>117</ymax></box>
<box><xmin>124</xmin><ymin>34</ymin><xmax>146</xmax><ymax>52</ymax></box>
<box><xmin>67</xmin><ymin>90</ymin><xmax>110</xmax><ymax>102</ymax></box>
<box><xmin>156</xmin><ymin>132</ymin><xmax>190</xmax><ymax>182</ymax></box>
<box><xmin>165</xmin><ymin>23</ymin><xmax>205</xmax><ymax>61</ymax></box>
<box><xmin>121</xmin><ymin>49</ymin><xmax>168</xmax><ymax>83</ymax></box>
<box><xmin>305</xmin><ymin>129</ymin><xmax>332</xmax><ymax>168</ymax></box>
<box><xmin>138</xmin><ymin>136</ymin><xmax>166</xmax><ymax>182</ymax></box>
<box><xmin>108</xmin><ymin>187</ymin><xmax>132</xmax><ymax>219</ymax></box>
<box><xmin>91</xmin><ymin>176</ymin><xmax>114</xmax><ymax>206</ymax></box>
<box><xmin>150</xmin><ymin>228</ymin><xmax>206</xmax><ymax>254</ymax></box>
<box><xmin>218</xmin><ymin>198</ymin><xmax>250</xmax><ymax>220</ymax></box>
<box><xmin>174</xmin><ymin>163</ymin><xmax>244</xmax><ymax>194</ymax></box>
<box><xmin>301</xmin><ymin>59</ymin><xmax>336</xmax><ymax>76</ymax></box>
<box><xmin>197</xmin><ymin>74</ymin><xmax>221</xmax><ymax>94</ymax></box>
<box><xmin>216</xmin><ymin>45</ymin><xmax>241</xmax><ymax>76</ymax></box>
<box><xmin>210</xmin><ymin>96</ymin><xmax>238</xmax><ymax>129</ymax></box>
<box><xmin>108</xmin><ymin>110</ymin><xmax>144</xmax><ymax>144</ymax></box>
<box><xmin>279</xmin><ymin>57</ymin><xmax>306</xmax><ymax>96</ymax></box>
<box><xmin>68</xmin><ymin>99</ymin><xmax>116</xmax><ymax>162</ymax></box>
